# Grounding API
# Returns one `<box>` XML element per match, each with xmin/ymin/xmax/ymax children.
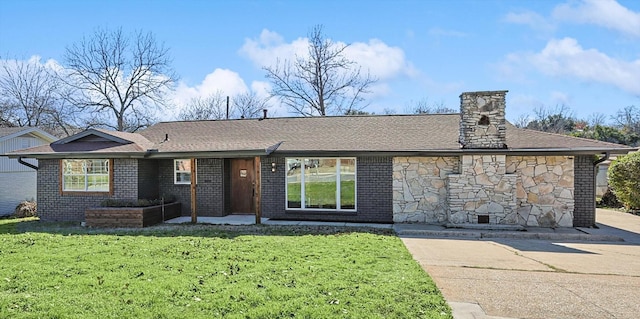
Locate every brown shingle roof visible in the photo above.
<box><xmin>139</xmin><ymin>114</ymin><xmax>635</xmax><ymax>154</ymax></box>
<box><xmin>9</xmin><ymin>114</ymin><xmax>636</xmax><ymax>157</ymax></box>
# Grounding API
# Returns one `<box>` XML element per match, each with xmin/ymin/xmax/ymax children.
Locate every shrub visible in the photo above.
<box><xmin>14</xmin><ymin>201</ymin><xmax>37</xmax><ymax>217</ymax></box>
<box><xmin>608</xmin><ymin>152</ymin><xmax>640</xmax><ymax>210</ymax></box>
<box><xmin>100</xmin><ymin>195</ymin><xmax>176</xmax><ymax>208</ymax></box>
<box><xmin>598</xmin><ymin>187</ymin><xmax>622</xmax><ymax>208</ymax></box>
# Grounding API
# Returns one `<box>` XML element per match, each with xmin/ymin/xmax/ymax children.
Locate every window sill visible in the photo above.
<box><xmin>61</xmin><ymin>191</ymin><xmax>111</xmax><ymax>196</ymax></box>
<box><xmin>285</xmin><ymin>209</ymin><xmax>357</xmax><ymax>216</ymax></box>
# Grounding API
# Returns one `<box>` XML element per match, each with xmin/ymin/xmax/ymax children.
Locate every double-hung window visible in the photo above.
<box><xmin>174</xmin><ymin>159</ymin><xmax>194</xmax><ymax>184</ymax></box>
<box><xmin>286</xmin><ymin>158</ymin><xmax>356</xmax><ymax>211</ymax></box>
<box><xmin>62</xmin><ymin>159</ymin><xmax>111</xmax><ymax>192</ymax></box>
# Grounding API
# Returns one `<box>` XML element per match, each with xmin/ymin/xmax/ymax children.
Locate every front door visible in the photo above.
<box><xmin>230</xmin><ymin>158</ymin><xmax>254</xmax><ymax>214</ymax></box>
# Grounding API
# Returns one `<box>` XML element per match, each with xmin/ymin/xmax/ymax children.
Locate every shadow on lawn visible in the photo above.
<box><xmin>1</xmin><ymin>217</ymin><xmax>395</xmax><ymax>238</ymax></box>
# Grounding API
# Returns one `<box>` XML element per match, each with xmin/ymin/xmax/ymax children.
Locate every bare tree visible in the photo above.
<box><xmin>0</xmin><ymin>57</ymin><xmax>76</xmax><ymax>135</ymax></box>
<box><xmin>63</xmin><ymin>28</ymin><xmax>177</xmax><ymax>132</ymax></box>
<box><xmin>264</xmin><ymin>25</ymin><xmax>376</xmax><ymax>116</ymax></box>
<box><xmin>513</xmin><ymin>114</ymin><xmax>532</xmax><ymax>128</ymax></box>
<box><xmin>525</xmin><ymin>104</ymin><xmax>576</xmax><ymax>134</ymax></box>
<box><xmin>179</xmin><ymin>91</ymin><xmax>269</xmax><ymax>121</ymax></box>
<box><xmin>612</xmin><ymin>105</ymin><xmax>640</xmax><ymax>135</ymax></box>
<box><xmin>233</xmin><ymin>91</ymin><xmax>269</xmax><ymax>119</ymax></box>
<box><xmin>587</xmin><ymin>112</ymin><xmax>608</xmax><ymax>127</ymax></box>
<box><xmin>178</xmin><ymin>91</ymin><xmax>228</xmax><ymax>121</ymax></box>
<box><xmin>405</xmin><ymin>97</ymin><xmax>456</xmax><ymax>114</ymax></box>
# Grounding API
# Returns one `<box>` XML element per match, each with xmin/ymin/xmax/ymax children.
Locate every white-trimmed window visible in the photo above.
<box><xmin>174</xmin><ymin>159</ymin><xmax>194</xmax><ymax>184</ymax></box>
<box><xmin>286</xmin><ymin>158</ymin><xmax>356</xmax><ymax>211</ymax></box>
<box><xmin>62</xmin><ymin>159</ymin><xmax>111</xmax><ymax>192</ymax></box>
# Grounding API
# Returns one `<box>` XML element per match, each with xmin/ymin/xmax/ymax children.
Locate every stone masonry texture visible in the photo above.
<box><xmin>508</xmin><ymin>156</ymin><xmax>574</xmax><ymax>227</ymax></box>
<box><xmin>393</xmin><ymin>156</ymin><xmax>458</xmax><ymax>223</ymax></box>
<box><xmin>448</xmin><ymin>155</ymin><xmax>518</xmax><ymax>225</ymax></box>
<box><xmin>459</xmin><ymin>91</ymin><xmax>508</xmax><ymax>149</ymax></box>
<box><xmin>393</xmin><ymin>155</ymin><xmax>575</xmax><ymax>227</ymax></box>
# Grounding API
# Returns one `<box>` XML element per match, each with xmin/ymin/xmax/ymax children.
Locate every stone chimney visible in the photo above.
<box><xmin>459</xmin><ymin>90</ymin><xmax>508</xmax><ymax>149</ymax></box>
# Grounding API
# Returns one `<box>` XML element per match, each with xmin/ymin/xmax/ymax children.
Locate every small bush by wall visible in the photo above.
<box><xmin>598</xmin><ymin>187</ymin><xmax>622</xmax><ymax>208</ymax></box>
<box><xmin>100</xmin><ymin>195</ymin><xmax>176</xmax><ymax>208</ymax></box>
<box><xmin>14</xmin><ymin>201</ymin><xmax>37</xmax><ymax>218</ymax></box>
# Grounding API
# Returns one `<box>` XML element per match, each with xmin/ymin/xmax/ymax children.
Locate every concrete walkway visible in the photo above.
<box><xmin>164</xmin><ymin>215</ymin><xmax>392</xmax><ymax>229</ymax></box>
<box><xmin>400</xmin><ymin>209</ymin><xmax>640</xmax><ymax>319</ymax></box>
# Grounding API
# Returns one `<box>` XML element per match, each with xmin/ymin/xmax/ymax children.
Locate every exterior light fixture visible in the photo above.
<box><xmin>271</xmin><ymin>162</ymin><xmax>276</xmax><ymax>172</ymax></box>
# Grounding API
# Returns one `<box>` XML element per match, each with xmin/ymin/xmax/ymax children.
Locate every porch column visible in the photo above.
<box><xmin>254</xmin><ymin>156</ymin><xmax>261</xmax><ymax>224</ymax></box>
<box><xmin>190</xmin><ymin>158</ymin><xmax>197</xmax><ymax>223</ymax></box>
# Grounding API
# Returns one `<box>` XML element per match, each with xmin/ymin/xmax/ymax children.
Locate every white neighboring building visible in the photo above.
<box><xmin>0</xmin><ymin>127</ymin><xmax>57</xmax><ymax>216</ymax></box>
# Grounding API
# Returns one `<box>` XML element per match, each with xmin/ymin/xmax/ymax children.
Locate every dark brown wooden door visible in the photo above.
<box><xmin>230</xmin><ymin>158</ymin><xmax>254</xmax><ymax>214</ymax></box>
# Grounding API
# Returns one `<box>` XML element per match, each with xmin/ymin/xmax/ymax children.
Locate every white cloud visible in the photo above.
<box><xmin>530</xmin><ymin>38</ymin><xmax>640</xmax><ymax>95</ymax></box>
<box><xmin>239</xmin><ymin>29</ymin><xmax>415</xmax><ymax>81</ymax></box>
<box><xmin>500</xmin><ymin>37</ymin><xmax>640</xmax><ymax>96</ymax></box>
<box><xmin>553</xmin><ymin>0</ymin><xmax>640</xmax><ymax>38</ymax></box>
<box><xmin>239</xmin><ymin>29</ymin><xmax>308</xmax><ymax>68</ymax></box>
<box><xmin>344</xmin><ymin>39</ymin><xmax>416</xmax><ymax>80</ymax></box>
<box><xmin>0</xmin><ymin>55</ymin><xmax>63</xmax><ymax>73</ymax></box>
<box><xmin>250</xmin><ymin>81</ymin><xmax>271</xmax><ymax>100</ymax></box>
<box><xmin>503</xmin><ymin>11</ymin><xmax>555</xmax><ymax>33</ymax></box>
<box><xmin>169</xmin><ymin>68</ymin><xmax>251</xmax><ymax>120</ymax></box>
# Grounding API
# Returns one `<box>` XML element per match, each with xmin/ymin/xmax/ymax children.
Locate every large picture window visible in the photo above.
<box><xmin>174</xmin><ymin>159</ymin><xmax>194</xmax><ymax>184</ymax></box>
<box><xmin>286</xmin><ymin>158</ymin><xmax>356</xmax><ymax>211</ymax></box>
<box><xmin>62</xmin><ymin>159</ymin><xmax>111</xmax><ymax>192</ymax></box>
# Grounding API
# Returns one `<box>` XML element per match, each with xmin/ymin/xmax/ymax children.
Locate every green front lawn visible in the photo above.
<box><xmin>0</xmin><ymin>218</ymin><xmax>451</xmax><ymax>318</ymax></box>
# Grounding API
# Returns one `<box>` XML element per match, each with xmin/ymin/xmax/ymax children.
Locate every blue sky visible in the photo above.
<box><xmin>1</xmin><ymin>0</ymin><xmax>639</xmax><ymax>123</ymax></box>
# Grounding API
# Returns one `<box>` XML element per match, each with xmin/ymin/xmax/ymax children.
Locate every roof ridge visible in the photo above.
<box><xmin>153</xmin><ymin>112</ymin><xmax>461</xmax><ymax>125</ymax></box>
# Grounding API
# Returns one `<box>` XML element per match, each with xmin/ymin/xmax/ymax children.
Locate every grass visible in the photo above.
<box><xmin>0</xmin><ymin>218</ymin><xmax>451</xmax><ymax>318</ymax></box>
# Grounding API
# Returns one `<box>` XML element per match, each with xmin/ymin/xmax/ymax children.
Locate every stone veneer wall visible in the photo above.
<box><xmin>392</xmin><ymin>157</ymin><xmax>458</xmax><ymax>223</ymax></box>
<box><xmin>448</xmin><ymin>155</ymin><xmax>518</xmax><ymax>224</ymax></box>
<box><xmin>459</xmin><ymin>91</ymin><xmax>507</xmax><ymax>149</ymax></box>
<box><xmin>508</xmin><ymin>156</ymin><xmax>574</xmax><ymax>227</ymax></box>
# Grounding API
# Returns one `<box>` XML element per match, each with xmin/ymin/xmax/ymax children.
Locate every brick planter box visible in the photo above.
<box><xmin>85</xmin><ymin>202</ymin><xmax>182</xmax><ymax>228</ymax></box>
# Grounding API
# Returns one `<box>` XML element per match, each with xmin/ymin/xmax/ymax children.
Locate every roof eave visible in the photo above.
<box><xmin>144</xmin><ymin>149</ymin><xmax>270</xmax><ymax>159</ymax></box>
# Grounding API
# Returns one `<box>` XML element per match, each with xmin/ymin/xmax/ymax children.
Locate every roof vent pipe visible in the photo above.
<box><xmin>163</xmin><ymin>133</ymin><xmax>169</xmax><ymax>142</ymax></box>
<box><xmin>226</xmin><ymin>96</ymin><xmax>230</xmax><ymax>120</ymax></box>
<box><xmin>263</xmin><ymin>109</ymin><xmax>268</xmax><ymax>119</ymax></box>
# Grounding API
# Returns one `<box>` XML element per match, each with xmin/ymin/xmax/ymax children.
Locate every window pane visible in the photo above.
<box><xmin>176</xmin><ymin>172</ymin><xmax>191</xmax><ymax>183</ymax></box>
<box><xmin>62</xmin><ymin>159</ymin><xmax>109</xmax><ymax>192</ymax></box>
<box><xmin>86</xmin><ymin>159</ymin><xmax>109</xmax><ymax>174</ymax></box>
<box><xmin>64</xmin><ymin>175</ymin><xmax>85</xmax><ymax>191</ymax></box>
<box><xmin>175</xmin><ymin>159</ymin><xmax>193</xmax><ymax>184</ymax></box>
<box><xmin>175</xmin><ymin>159</ymin><xmax>191</xmax><ymax>171</ymax></box>
<box><xmin>88</xmin><ymin>175</ymin><xmax>109</xmax><ymax>191</ymax></box>
<box><xmin>305</xmin><ymin>158</ymin><xmax>336</xmax><ymax>209</ymax></box>
<box><xmin>340</xmin><ymin>159</ymin><xmax>356</xmax><ymax>209</ymax></box>
<box><xmin>64</xmin><ymin>160</ymin><xmax>83</xmax><ymax>174</ymax></box>
<box><xmin>286</xmin><ymin>158</ymin><xmax>302</xmax><ymax>208</ymax></box>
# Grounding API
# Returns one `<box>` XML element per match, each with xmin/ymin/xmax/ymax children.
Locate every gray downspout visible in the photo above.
<box><xmin>18</xmin><ymin>157</ymin><xmax>38</xmax><ymax>170</ymax></box>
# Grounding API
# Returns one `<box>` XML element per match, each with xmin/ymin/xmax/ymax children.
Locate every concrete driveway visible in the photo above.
<box><xmin>401</xmin><ymin>209</ymin><xmax>640</xmax><ymax>319</ymax></box>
